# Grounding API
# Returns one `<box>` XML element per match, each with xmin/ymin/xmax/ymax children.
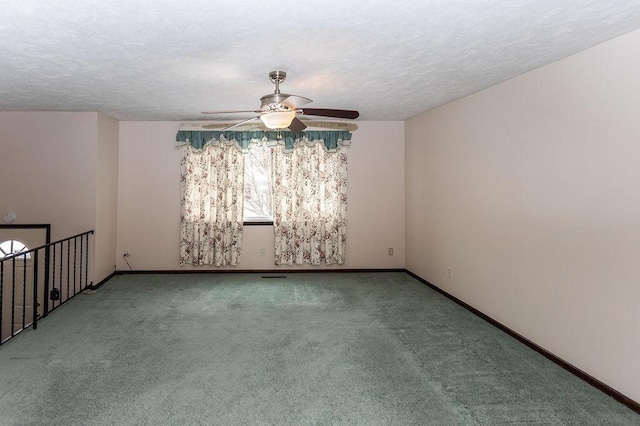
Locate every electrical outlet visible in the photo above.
<box><xmin>448</xmin><ymin>267</ymin><xmax>453</xmax><ymax>278</ymax></box>
<box><xmin>388</xmin><ymin>248</ymin><xmax>394</xmax><ymax>256</ymax></box>
<box><xmin>123</xmin><ymin>250</ymin><xmax>131</xmax><ymax>257</ymax></box>
<box><xmin>260</xmin><ymin>248</ymin><xmax>266</xmax><ymax>257</ymax></box>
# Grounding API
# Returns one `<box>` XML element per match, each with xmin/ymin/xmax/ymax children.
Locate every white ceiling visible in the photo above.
<box><xmin>1</xmin><ymin>1</ymin><xmax>640</xmax><ymax>122</ymax></box>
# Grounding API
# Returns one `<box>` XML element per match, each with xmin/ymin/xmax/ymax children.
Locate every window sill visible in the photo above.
<box><xmin>243</xmin><ymin>221</ymin><xmax>273</xmax><ymax>226</ymax></box>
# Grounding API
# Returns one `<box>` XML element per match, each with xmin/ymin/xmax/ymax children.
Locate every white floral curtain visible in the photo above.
<box><xmin>271</xmin><ymin>141</ymin><xmax>348</xmax><ymax>265</ymax></box>
<box><xmin>179</xmin><ymin>143</ymin><xmax>244</xmax><ymax>266</ymax></box>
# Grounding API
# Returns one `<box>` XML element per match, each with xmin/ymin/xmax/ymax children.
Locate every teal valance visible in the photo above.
<box><xmin>175</xmin><ymin>130</ymin><xmax>352</xmax><ymax>151</ymax></box>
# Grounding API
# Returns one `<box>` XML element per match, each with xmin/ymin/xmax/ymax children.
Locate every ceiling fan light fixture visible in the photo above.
<box><xmin>260</xmin><ymin>111</ymin><xmax>296</xmax><ymax>129</ymax></box>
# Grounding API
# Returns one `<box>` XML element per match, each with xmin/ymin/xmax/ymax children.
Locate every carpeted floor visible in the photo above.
<box><xmin>0</xmin><ymin>272</ymin><xmax>637</xmax><ymax>425</ymax></box>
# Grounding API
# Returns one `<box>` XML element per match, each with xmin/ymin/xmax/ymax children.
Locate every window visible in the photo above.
<box><xmin>177</xmin><ymin>129</ymin><xmax>350</xmax><ymax>266</ymax></box>
<box><xmin>243</xmin><ymin>144</ymin><xmax>273</xmax><ymax>223</ymax></box>
<box><xmin>0</xmin><ymin>240</ymin><xmax>31</xmax><ymax>259</ymax></box>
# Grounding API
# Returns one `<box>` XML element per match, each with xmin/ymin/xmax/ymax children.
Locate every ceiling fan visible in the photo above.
<box><xmin>201</xmin><ymin>71</ymin><xmax>359</xmax><ymax>132</ymax></box>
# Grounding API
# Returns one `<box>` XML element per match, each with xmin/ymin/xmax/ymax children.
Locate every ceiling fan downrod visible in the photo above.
<box><xmin>269</xmin><ymin>70</ymin><xmax>286</xmax><ymax>94</ymax></box>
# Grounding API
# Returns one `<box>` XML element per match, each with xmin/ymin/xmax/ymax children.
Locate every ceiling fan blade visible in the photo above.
<box><xmin>276</xmin><ymin>94</ymin><xmax>313</xmax><ymax>110</ymax></box>
<box><xmin>201</xmin><ymin>109</ymin><xmax>260</xmax><ymax>115</ymax></box>
<box><xmin>288</xmin><ymin>117</ymin><xmax>307</xmax><ymax>133</ymax></box>
<box><xmin>299</xmin><ymin>108</ymin><xmax>359</xmax><ymax>119</ymax></box>
<box><xmin>219</xmin><ymin>117</ymin><xmax>260</xmax><ymax>131</ymax></box>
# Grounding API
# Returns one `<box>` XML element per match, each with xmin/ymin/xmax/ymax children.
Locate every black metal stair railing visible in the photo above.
<box><xmin>0</xmin><ymin>230</ymin><xmax>94</xmax><ymax>346</ymax></box>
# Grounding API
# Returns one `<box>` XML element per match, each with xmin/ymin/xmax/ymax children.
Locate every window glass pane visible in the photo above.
<box><xmin>244</xmin><ymin>145</ymin><xmax>272</xmax><ymax>221</ymax></box>
<box><xmin>0</xmin><ymin>239</ymin><xmax>31</xmax><ymax>259</ymax></box>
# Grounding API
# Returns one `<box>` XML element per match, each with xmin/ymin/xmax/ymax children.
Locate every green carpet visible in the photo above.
<box><xmin>0</xmin><ymin>272</ymin><xmax>637</xmax><ymax>425</ymax></box>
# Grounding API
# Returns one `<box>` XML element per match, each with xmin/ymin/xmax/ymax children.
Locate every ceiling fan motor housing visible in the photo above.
<box><xmin>260</xmin><ymin>93</ymin><xmax>292</xmax><ymax>111</ymax></box>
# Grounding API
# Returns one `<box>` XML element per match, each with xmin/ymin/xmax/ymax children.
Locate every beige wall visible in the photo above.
<box><xmin>94</xmin><ymin>113</ymin><xmax>120</xmax><ymax>281</ymax></box>
<box><xmin>0</xmin><ymin>111</ymin><xmax>120</xmax><ymax>284</ymax></box>
<box><xmin>405</xmin><ymin>29</ymin><xmax>640</xmax><ymax>402</ymax></box>
<box><xmin>117</xmin><ymin>121</ymin><xmax>405</xmax><ymax>270</ymax></box>
<box><xmin>0</xmin><ymin>112</ymin><xmax>97</xmax><ymax>241</ymax></box>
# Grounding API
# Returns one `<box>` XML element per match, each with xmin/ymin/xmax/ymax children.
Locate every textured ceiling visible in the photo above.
<box><xmin>1</xmin><ymin>1</ymin><xmax>640</xmax><ymax>122</ymax></box>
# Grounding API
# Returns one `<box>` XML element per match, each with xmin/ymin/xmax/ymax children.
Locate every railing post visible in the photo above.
<box><xmin>52</xmin><ymin>244</ymin><xmax>56</xmax><ymax>311</ymax></box>
<box><xmin>43</xmin><ymin>244</ymin><xmax>50</xmax><ymax>318</ymax></box>
<box><xmin>66</xmin><ymin>240</ymin><xmax>70</xmax><ymax>302</ymax></box>
<box><xmin>22</xmin><ymin>254</ymin><xmax>27</xmax><ymax>330</ymax></box>
<box><xmin>80</xmin><ymin>235</ymin><xmax>83</xmax><ymax>291</ymax></box>
<box><xmin>11</xmin><ymin>257</ymin><xmax>16</xmax><ymax>337</ymax></box>
<box><xmin>85</xmin><ymin>233</ymin><xmax>90</xmax><ymax>289</ymax></box>
<box><xmin>58</xmin><ymin>242</ymin><xmax>63</xmax><ymax>307</ymax></box>
<box><xmin>33</xmin><ymin>250</ymin><xmax>39</xmax><ymax>330</ymax></box>
<box><xmin>73</xmin><ymin>238</ymin><xmax>77</xmax><ymax>295</ymax></box>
